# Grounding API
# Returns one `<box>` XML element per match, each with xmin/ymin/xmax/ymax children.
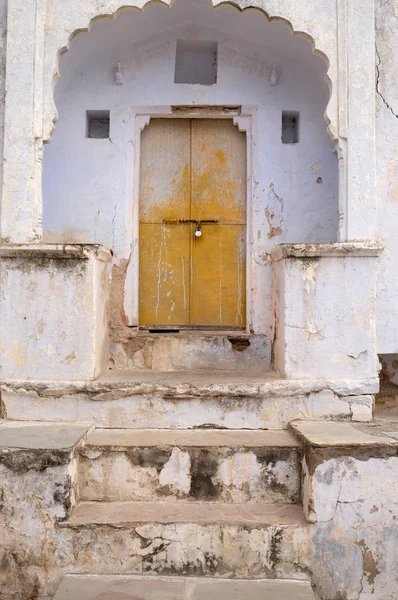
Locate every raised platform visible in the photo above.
<box><xmin>0</xmin><ymin>370</ymin><xmax>377</xmax><ymax>429</ymax></box>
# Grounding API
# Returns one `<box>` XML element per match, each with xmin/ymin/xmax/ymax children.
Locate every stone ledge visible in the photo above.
<box><xmin>271</xmin><ymin>241</ymin><xmax>383</xmax><ymax>262</ymax></box>
<box><xmin>0</xmin><ymin>421</ymin><xmax>92</xmax><ymax>450</ymax></box>
<box><xmin>0</xmin><ymin>243</ymin><xmax>112</xmax><ymax>261</ymax></box>
<box><xmin>63</xmin><ymin>500</ymin><xmax>306</xmax><ymax>527</ymax></box>
<box><xmin>0</xmin><ymin>421</ymin><xmax>91</xmax><ymax>472</ymax></box>
<box><xmin>54</xmin><ymin>575</ymin><xmax>315</xmax><ymax>600</ymax></box>
<box><xmin>290</xmin><ymin>420</ymin><xmax>398</xmax><ymax>469</ymax></box>
<box><xmin>0</xmin><ymin>371</ymin><xmax>379</xmax><ymax>399</ymax></box>
<box><xmin>290</xmin><ymin>420</ymin><xmax>398</xmax><ymax>448</ymax></box>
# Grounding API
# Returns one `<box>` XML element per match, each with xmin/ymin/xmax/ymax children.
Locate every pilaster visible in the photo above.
<box><xmin>1</xmin><ymin>0</ymin><xmax>45</xmax><ymax>242</ymax></box>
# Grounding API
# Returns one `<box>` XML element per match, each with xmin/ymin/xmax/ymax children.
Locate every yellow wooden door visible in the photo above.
<box><xmin>139</xmin><ymin>118</ymin><xmax>246</xmax><ymax>329</ymax></box>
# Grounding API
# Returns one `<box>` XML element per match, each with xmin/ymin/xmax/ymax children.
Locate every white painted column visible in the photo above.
<box><xmin>0</xmin><ymin>0</ymin><xmax>45</xmax><ymax>242</ymax></box>
<box><xmin>343</xmin><ymin>0</ymin><xmax>377</xmax><ymax>241</ymax></box>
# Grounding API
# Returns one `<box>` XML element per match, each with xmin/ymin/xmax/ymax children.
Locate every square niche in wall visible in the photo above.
<box><xmin>282</xmin><ymin>111</ymin><xmax>300</xmax><ymax>144</ymax></box>
<box><xmin>175</xmin><ymin>40</ymin><xmax>218</xmax><ymax>85</ymax></box>
<box><xmin>86</xmin><ymin>110</ymin><xmax>110</xmax><ymax>139</ymax></box>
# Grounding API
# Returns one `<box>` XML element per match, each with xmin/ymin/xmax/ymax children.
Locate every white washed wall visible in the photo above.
<box><xmin>375</xmin><ymin>0</ymin><xmax>398</xmax><ymax>354</ymax></box>
<box><xmin>0</xmin><ymin>0</ymin><xmax>7</xmax><ymax>220</ymax></box>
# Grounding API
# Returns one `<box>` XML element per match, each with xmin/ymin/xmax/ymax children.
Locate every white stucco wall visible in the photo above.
<box><xmin>272</xmin><ymin>244</ymin><xmax>380</xmax><ymax>382</ymax></box>
<box><xmin>42</xmin><ymin>0</ymin><xmax>338</xmax><ymax>334</ymax></box>
<box><xmin>375</xmin><ymin>0</ymin><xmax>398</xmax><ymax>354</ymax></box>
<box><xmin>0</xmin><ymin>0</ymin><xmax>7</xmax><ymax>219</ymax></box>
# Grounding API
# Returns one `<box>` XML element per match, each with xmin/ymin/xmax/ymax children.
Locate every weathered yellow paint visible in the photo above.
<box><xmin>139</xmin><ymin>118</ymin><xmax>246</xmax><ymax>328</ymax></box>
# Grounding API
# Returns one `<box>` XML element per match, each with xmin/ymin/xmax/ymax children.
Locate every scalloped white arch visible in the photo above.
<box><xmin>1</xmin><ymin>0</ymin><xmax>377</xmax><ymax>244</ymax></box>
<box><xmin>44</xmin><ymin>0</ymin><xmax>338</xmax><ymax>144</ymax></box>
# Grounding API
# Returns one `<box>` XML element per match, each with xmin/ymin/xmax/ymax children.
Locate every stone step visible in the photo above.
<box><xmin>78</xmin><ymin>429</ymin><xmax>301</xmax><ymax>503</ymax></box>
<box><xmin>67</xmin><ymin>500</ymin><xmax>306</xmax><ymax>526</ymax></box>
<box><xmin>1</xmin><ymin>370</ymin><xmax>375</xmax><ymax>429</ymax></box>
<box><xmin>110</xmin><ymin>333</ymin><xmax>270</xmax><ymax>372</ymax></box>
<box><xmin>61</xmin><ymin>501</ymin><xmax>308</xmax><ymax>579</ymax></box>
<box><xmin>54</xmin><ymin>575</ymin><xmax>316</xmax><ymax>600</ymax></box>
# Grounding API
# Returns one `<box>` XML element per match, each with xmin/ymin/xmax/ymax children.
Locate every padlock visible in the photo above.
<box><xmin>195</xmin><ymin>224</ymin><xmax>202</xmax><ymax>238</ymax></box>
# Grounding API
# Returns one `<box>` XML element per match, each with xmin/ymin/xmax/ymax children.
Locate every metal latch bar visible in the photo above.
<box><xmin>162</xmin><ymin>219</ymin><xmax>219</xmax><ymax>224</ymax></box>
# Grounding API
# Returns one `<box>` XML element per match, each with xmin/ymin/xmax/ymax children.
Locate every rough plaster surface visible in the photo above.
<box><xmin>287</xmin><ymin>418</ymin><xmax>398</xmax><ymax>599</ymax></box>
<box><xmin>273</xmin><ymin>250</ymin><xmax>380</xmax><ymax>380</ymax></box>
<box><xmin>109</xmin><ymin>334</ymin><xmax>270</xmax><ymax>372</ymax></box>
<box><xmin>0</xmin><ymin>0</ymin><xmax>6</xmax><ymax>217</ymax></box>
<box><xmin>375</xmin><ymin>0</ymin><xmax>398</xmax><ymax>353</ymax></box>
<box><xmin>0</xmin><ymin>442</ymin><xmax>309</xmax><ymax>599</ymax></box>
<box><xmin>302</xmin><ymin>455</ymin><xmax>398</xmax><ymax>600</ymax></box>
<box><xmin>0</xmin><ymin>246</ymin><xmax>110</xmax><ymax>380</ymax></box>
<box><xmin>77</xmin><ymin>442</ymin><xmax>301</xmax><ymax>503</ymax></box>
<box><xmin>3</xmin><ymin>422</ymin><xmax>398</xmax><ymax>600</ymax></box>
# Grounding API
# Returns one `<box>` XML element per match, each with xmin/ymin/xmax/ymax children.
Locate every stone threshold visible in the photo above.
<box><xmin>63</xmin><ymin>501</ymin><xmax>306</xmax><ymax>528</ymax></box>
<box><xmin>0</xmin><ymin>369</ymin><xmax>379</xmax><ymax>399</ymax></box>
<box><xmin>85</xmin><ymin>428</ymin><xmax>299</xmax><ymax>449</ymax></box>
<box><xmin>54</xmin><ymin>575</ymin><xmax>315</xmax><ymax>600</ymax></box>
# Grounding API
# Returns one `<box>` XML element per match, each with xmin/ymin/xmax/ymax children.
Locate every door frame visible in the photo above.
<box><xmin>124</xmin><ymin>105</ymin><xmax>257</xmax><ymax>334</ymax></box>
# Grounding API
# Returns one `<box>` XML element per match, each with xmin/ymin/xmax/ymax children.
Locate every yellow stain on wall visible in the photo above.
<box><xmin>1</xmin><ymin>340</ymin><xmax>28</xmax><ymax>368</ymax></box>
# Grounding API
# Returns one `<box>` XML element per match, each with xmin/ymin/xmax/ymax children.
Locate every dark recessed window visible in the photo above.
<box><xmin>282</xmin><ymin>111</ymin><xmax>300</xmax><ymax>144</ymax></box>
<box><xmin>86</xmin><ymin>110</ymin><xmax>110</xmax><ymax>139</ymax></box>
<box><xmin>174</xmin><ymin>40</ymin><xmax>218</xmax><ymax>85</ymax></box>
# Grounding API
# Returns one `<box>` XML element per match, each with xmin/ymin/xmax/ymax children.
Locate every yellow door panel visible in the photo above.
<box><xmin>139</xmin><ymin>118</ymin><xmax>191</xmax><ymax>224</ymax></box>
<box><xmin>139</xmin><ymin>223</ymin><xmax>190</xmax><ymax>326</ymax></box>
<box><xmin>191</xmin><ymin>119</ymin><xmax>247</xmax><ymax>327</ymax></box>
<box><xmin>139</xmin><ymin>117</ymin><xmax>247</xmax><ymax>329</ymax></box>
<box><xmin>139</xmin><ymin>118</ymin><xmax>191</xmax><ymax>326</ymax></box>
<box><xmin>191</xmin><ymin>223</ymin><xmax>246</xmax><ymax>327</ymax></box>
<box><xmin>191</xmin><ymin>119</ymin><xmax>247</xmax><ymax>223</ymax></box>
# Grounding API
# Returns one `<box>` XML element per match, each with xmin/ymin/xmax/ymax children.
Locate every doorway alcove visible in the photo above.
<box><xmin>42</xmin><ymin>0</ymin><xmax>338</xmax><ymax>341</ymax></box>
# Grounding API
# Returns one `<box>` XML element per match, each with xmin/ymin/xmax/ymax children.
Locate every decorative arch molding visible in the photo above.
<box><xmin>44</xmin><ymin>0</ymin><xmax>339</xmax><ymax>143</ymax></box>
<box><xmin>1</xmin><ymin>0</ymin><xmax>376</xmax><ymax>245</ymax></box>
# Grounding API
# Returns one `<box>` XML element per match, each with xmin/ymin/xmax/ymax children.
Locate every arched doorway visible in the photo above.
<box><xmin>42</xmin><ymin>0</ymin><xmax>337</xmax><ymax>369</ymax></box>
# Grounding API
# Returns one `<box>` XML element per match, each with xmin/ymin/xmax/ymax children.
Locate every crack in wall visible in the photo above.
<box><xmin>376</xmin><ymin>45</ymin><xmax>398</xmax><ymax>120</ymax></box>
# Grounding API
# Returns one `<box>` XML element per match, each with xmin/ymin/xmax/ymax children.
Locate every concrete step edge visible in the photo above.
<box><xmin>84</xmin><ymin>428</ymin><xmax>300</xmax><ymax>449</ymax></box>
<box><xmin>54</xmin><ymin>574</ymin><xmax>315</xmax><ymax>600</ymax></box>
